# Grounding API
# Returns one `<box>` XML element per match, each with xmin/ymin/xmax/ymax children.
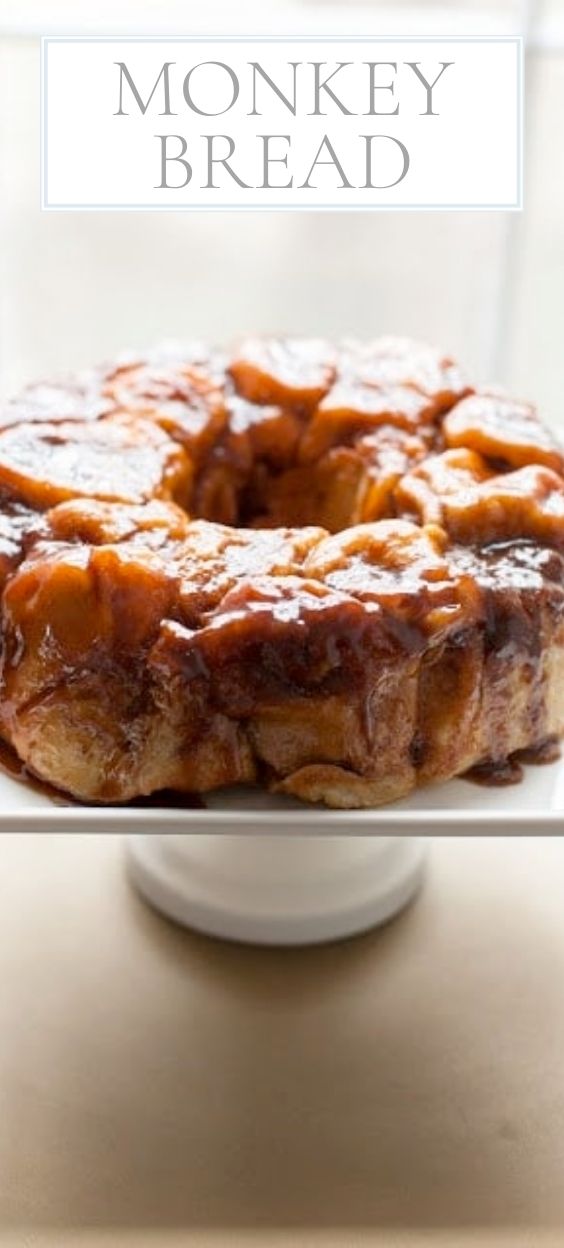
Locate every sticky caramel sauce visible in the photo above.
<box><xmin>0</xmin><ymin>738</ymin><xmax>204</xmax><ymax>809</ymax></box>
<box><xmin>465</xmin><ymin>736</ymin><xmax>561</xmax><ymax>787</ymax></box>
<box><xmin>515</xmin><ymin>736</ymin><xmax>562</xmax><ymax>766</ymax></box>
<box><xmin>465</xmin><ymin>756</ymin><xmax>524</xmax><ymax>787</ymax></box>
<box><xmin>127</xmin><ymin>790</ymin><xmax>204</xmax><ymax>809</ymax></box>
<box><xmin>0</xmin><ymin>737</ymin><xmax>76</xmax><ymax>804</ymax></box>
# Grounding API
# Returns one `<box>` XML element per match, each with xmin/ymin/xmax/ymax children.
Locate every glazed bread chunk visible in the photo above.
<box><xmin>0</xmin><ymin>337</ymin><xmax>563</xmax><ymax>807</ymax></box>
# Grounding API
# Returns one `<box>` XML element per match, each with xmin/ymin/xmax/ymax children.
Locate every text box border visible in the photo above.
<box><xmin>41</xmin><ymin>34</ymin><xmax>524</xmax><ymax>212</ymax></box>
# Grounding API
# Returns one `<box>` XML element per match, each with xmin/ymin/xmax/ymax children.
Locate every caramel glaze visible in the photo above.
<box><xmin>466</xmin><ymin>756</ymin><xmax>525</xmax><ymax>787</ymax></box>
<box><xmin>466</xmin><ymin>737</ymin><xmax>562</xmax><ymax>787</ymax></box>
<box><xmin>0</xmin><ymin>736</ymin><xmax>75</xmax><ymax>805</ymax></box>
<box><xmin>129</xmin><ymin>792</ymin><xmax>205</xmax><ymax>809</ymax></box>
<box><xmin>0</xmin><ymin>737</ymin><xmax>204</xmax><ymax>809</ymax></box>
<box><xmin>1</xmin><ymin>727</ymin><xmax>557</xmax><ymax>805</ymax></box>
<box><xmin>0</xmin><ymin>338</ymin><xmax>563</xmax><ymax>807</ymax></box>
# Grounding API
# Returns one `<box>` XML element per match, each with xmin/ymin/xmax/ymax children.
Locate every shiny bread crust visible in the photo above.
<box><xmin>0</xmin><ymin>338</ymin><xmax>563</xmax><ymax>807</ymax></box>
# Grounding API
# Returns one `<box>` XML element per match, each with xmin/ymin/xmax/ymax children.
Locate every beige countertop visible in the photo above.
<box><xmin>0</xmin><ymin>833</ymin><xmax>563</xmax><ymax>1247</ymax></box>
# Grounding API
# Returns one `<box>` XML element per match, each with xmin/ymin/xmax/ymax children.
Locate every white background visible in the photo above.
<box><xmin>42</xmin><ymin>37</ymin><xmax>521</xmax><ymax>209</ymax></box>
<box><xmin>1</xmin><ymin>0</ymin><xmax>562</xmax><ymax>429</ymax></box>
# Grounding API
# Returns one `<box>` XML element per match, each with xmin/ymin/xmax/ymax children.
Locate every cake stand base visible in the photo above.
<box><xmin>127</xmin><ymin>832</ymin><xmax>427</xmax><ymax>947</ymax></box>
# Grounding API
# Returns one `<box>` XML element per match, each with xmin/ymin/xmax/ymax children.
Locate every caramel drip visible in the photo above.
<box><xmin>0</xmin><ymin>738</ymin><xmax>204</xmax><ymax>808</ymax></box>
<box><xmin>465</xmin><ymin>737</ymin><xmax>561</xmax><ymax>788</ymax></box>
<box><xmin>0</xmin><ymin>338</ymin><xmax>562</xmax><ymax>809</ymax></box>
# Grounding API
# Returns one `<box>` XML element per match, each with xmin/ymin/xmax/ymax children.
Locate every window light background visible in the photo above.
<box><xmin>0</xmin><ymin>0</ymin><xmax>562</xmax><ymax>429</ymax></box>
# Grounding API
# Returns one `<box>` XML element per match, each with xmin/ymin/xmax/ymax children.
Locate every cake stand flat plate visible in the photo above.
<box><xmin>0</xmin><ymin>754</ymin><xmax>563</xmax><ymax>833</ymax></box>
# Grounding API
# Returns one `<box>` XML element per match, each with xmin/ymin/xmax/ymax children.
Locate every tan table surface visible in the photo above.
<box><xmin>0</xmin><ymin>832</ymin><xmax>564</xmax><ymax>1248</ymax></box>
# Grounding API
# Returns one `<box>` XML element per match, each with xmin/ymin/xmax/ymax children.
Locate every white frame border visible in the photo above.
<box><xmin>40</xmin><ymin>34</ymin><xmax>524</xmax><ymax>212</ymax></box>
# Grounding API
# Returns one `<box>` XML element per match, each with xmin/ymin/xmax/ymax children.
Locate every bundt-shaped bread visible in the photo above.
<box><xmin>0</xmin><ymin>337</ymin><xmax>563</xmax><ymax>806</ymax></box>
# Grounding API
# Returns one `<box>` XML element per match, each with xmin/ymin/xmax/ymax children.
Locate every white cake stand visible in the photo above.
<box><xmin>127</xmin><ymin>828</ymin><xmax>427</xmax><ymax>946</ymax></box>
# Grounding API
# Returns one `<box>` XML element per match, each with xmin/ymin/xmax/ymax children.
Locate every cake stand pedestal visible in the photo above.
<box><xmin>127</xmin><ymin>831</ymin><xmax>426</xmax><ymax>946</ymax></box>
